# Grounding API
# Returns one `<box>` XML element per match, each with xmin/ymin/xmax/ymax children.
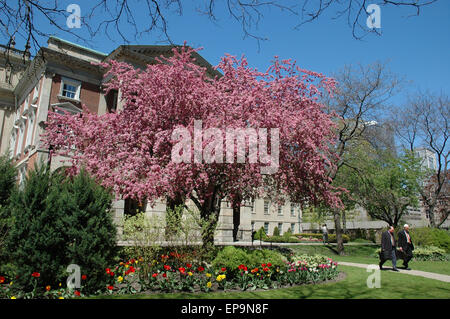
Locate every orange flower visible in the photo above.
<box><xmin>46</xmin><ymin>285</ymin><xmax>51</xmax><ymax>291</ymax></box>
<box><xmin>0</xmin><ymin>276</ymin><xmax>5</xmax><ymax>284</ymax></box>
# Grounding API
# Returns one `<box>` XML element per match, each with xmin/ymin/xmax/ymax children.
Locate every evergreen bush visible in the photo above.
<box><xmin>254</xmin><ymin>227</ymin><xmax>268</xmax><ymax>240</ymax></box>
<box><xmin>6</xmin><ymin>167</ymin><xmax>117</xmax><ymax>293</ymax></box>
<box><xmin>272</xmin><ymin>227</ymin><xmax>280</xmax><ymax>237</ymax></box>
<box><xmin>0</xmin><ymin>154</ymin><xmax>17</xmax><ymax>269</ymax></box>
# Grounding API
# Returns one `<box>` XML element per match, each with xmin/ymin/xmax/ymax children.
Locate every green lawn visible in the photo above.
<box><xmin>288</xmin><ymin>244</ymin><xmax>450</xmax><ymax>276</ymax></box>
<box><xmin>92</xmin><ymin>265</ymin><xmax>450</xmax><ymax>299</ymax></box>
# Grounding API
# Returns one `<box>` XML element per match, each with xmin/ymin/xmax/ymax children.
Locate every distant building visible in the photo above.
<box><xmin>414</xmin><ymin>147</ymin><xmax>437</xmax><ymax>171</ymax></box>
<box><xmin>363</xmin><ymin>120</ymin><xmax>396</xmax><ymax>155</ymax></box>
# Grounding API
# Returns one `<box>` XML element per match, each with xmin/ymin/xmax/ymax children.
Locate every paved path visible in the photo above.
<box><xmin>338</xmin><ymin>261</ymin><xmax>450</xmax><ymax>283</ymax></box>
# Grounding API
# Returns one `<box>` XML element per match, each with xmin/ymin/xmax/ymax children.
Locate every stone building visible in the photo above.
<box><xmin>0</xmin><ymin>37</ymin><xmax>308</xmax><ymax>244</ymax></box>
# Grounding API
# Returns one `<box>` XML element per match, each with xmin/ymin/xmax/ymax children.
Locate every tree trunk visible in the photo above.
<box><xmin>427</xmin><ymin>205</ymin><xmax>437</xmax><ymax>228</ymax></box>
<box><xmin>342</xmin><ymin>211</ymin><xmax>347</xmax><ymax>234</ymax></box>
<box><xmin>194</xmin><ymin>191</ymin><xmax>222</xmax><ymax>249</ymax></box>
<box><xmin>334</xmin><ymin>209</ymin><xmax>344</xmax><ymax>255</ymax></box>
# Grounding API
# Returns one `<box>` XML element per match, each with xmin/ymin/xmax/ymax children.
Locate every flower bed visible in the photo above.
<box><xmin>0</xmin><ymin>251</ymin><xmax>339</xmax><ymax>299</ymax></box>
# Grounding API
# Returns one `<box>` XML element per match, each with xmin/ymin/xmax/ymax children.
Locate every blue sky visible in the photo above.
<box><xmin>7</xmin><ymin>1</ymin><xmax>450</xmax><ymax>106</ymax></box>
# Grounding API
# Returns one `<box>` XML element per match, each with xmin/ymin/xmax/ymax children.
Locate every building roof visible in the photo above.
<box><xmin>48</xmin><ymin>36</ymin><xmax>108</xmax><ymax>57</ymax></box>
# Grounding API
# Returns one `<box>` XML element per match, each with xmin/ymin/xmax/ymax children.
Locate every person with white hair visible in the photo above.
<box><xmin>397</xmin><ymin>224</ymin><xmax>414</xmax><ymax>270</ymax></box>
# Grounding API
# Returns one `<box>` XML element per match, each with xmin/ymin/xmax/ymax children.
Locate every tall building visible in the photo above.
<box><xmin>414</xmin><ymin>147</ymin><xmax>438</xmax><ymax>171</ymax></box>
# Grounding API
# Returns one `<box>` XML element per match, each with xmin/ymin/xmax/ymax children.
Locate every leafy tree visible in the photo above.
<box><xmin>321</xmin><ymin>61</ymin><xmax>402</xmax><ymax>253</ymax></box>
<box><xmin>44</xmin><ymin>46</ymin><xmax>341</xmax><ymax>248</ymax></box>
<box><xmin>338</xmin><ymin>144</ymin><xmax>425</xmax><ymax>228</ymax></box>
<box><xmin>392</xmin><ymin>92</ymin><xmax>449</xmax><ymax>227</ymax></box>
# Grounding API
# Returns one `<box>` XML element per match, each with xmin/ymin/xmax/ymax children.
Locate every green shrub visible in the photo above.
<box><xmin>410</xmin><ymin>228</ymin><xmax>450</xmax><ymax>252</ymax></box>
<box><xmin>265</xmin><ymin>235</ymin><xmax>300</xmax><ymax>243</ymax></box>
<box><xmin>63</xmin><ymin>170</ymin><xmax>118</xmax><ymax>294</ymax></box>
<box><xmin>412</xmin><ymin>246</ymin><xmax>448</xmax><ymax>261</ymax></box>
<box><xmin>294</xmin><ymin>233</ymin><xmax>349</xmax><ymax>243</ymax></box>
<box><xmin>0</xmin><ymin>154</ymin><xmax>17</xmax><ymax>269</ymax></box>
<box><xmin>329</xmin><ymin>234</ymin><xmax>350</xmax><ymax>243</ymax></box>
<box><xmin>211</xmin><ymin>246</ymin><xmax>287</xmax><ymax>278</ymax></box>
<box><xmin>374</xmin><ymin>245</ymin><xmax>448</xmax><ymax>261</ymax></box>
<box><xmin>254</xmin><ymin>227</ymin><xmax>268</xmax><ymax>240</ymax></box>
<box><xmin>6</xmin><ymin>167</ymin><xmax>117</xmax><ymax>294</ymax></box>
<box><xmin>272</xmin><ymin>227</ymin><xmax>280</xmax><ymax>237</ymax></box>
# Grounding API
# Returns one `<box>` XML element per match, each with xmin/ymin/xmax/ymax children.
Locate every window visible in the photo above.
<box><xmin>290</xmin><ymin>204</ymin><xmax>296</xmax><ymax>217</ymax></box>
<box><xmin>15</xmin><ymin>122</ymin><xmax>25</xmax><ymax>156</ymax></box>
<box><xmin>24</xmin><ymin>108</ymin><xmax>36</xmax><ymax>151</ymax></box>
<box><xmin>291</xmin><ymin>223</ymin><xmax>295</xmax><ymax>233</ymax></box>
<box><xmin>264</xmin><ymin>201</ymin><xmax>269</xmax><ymax>215</ymax></box>
<box><xmin>107</xmin><ymin>90</ymin><xmax>118</xmax><ymax>112</ymax></box>
<box><xmin>278</xmin><ymin>205</ymin><xmax>283</xmax><ymax>215</ymax></box>
<box><xmin>250</xmin><ymin>199</ymin><xmax>255</xmax><ymax>214</ymax></box>
<box><xmin>9</xmin><ymin>128</ymin><xmax>17</xmax><ymax>158</ymax></box>
<box><xmin>32</xmin><ymin>83</ymin><xmax>39</xmax><ymax>103</ymax></box>
<box><xmin>22</xmin><ymin>97</ymin><xmax>29</xmax><ymax>115</ymax></box>
<box><xmin>278</xmin><ymin>222</ymin><xmax>283</xmax><ymax>234</ymax></box>
<box><xmin>124</xmin><ymin>198</ymin><xmax>146</xmax><ymax>216</ymax></box>
<box><xmin>60</xmin><ymin>77</ymin><xmax>81</xmax><ymax>100</ymax></box>
<box><xmin>264</xmin><ymin>222</ymin><xmax>269</xmax><ymax>235</ymax></box>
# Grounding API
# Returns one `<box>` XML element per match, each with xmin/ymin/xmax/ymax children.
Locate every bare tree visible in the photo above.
<box><xmin>0</xmin><ymin>0</ymin><xmax>440</xmax><ymax>55</ymax></box>
<box><xmin>395</xmin><ymin>92</ymin><xmax>449</xmax><ymax>227</ymax></box>
<box><xmin>322</xmin><ymin>61</ymin><xmax>402</xmax><ymax>254</ymax></box>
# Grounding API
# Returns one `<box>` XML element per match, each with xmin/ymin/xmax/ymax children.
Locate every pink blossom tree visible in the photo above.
<box><xmin>43</xmin><ymin>46</ymin><xmax>341</xmax><ymax>246</ymax></box>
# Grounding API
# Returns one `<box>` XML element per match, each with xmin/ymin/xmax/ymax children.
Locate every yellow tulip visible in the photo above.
<box><xmin>117</xmin><ymin>276</ymin><xmax>124</xmax><ymax>283</ymax></box>
<box><xmin>11</xmin><ymin>296</ymin><xmax>16</xmax><ymax>299</ymax></box>
<box><xmin>206</xmin><ymin>282</ymin><xmax>212</xmax><ymax>288</ymax></box>
<box><xmin>206</xmin><ymin>273</ymin><xmax>212</xmax><ymax>278</ymax></box>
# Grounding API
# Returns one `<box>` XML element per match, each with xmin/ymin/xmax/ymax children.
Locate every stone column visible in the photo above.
<box><xmin>215</xmin><ymin>200</ymin><xmax>234</xmax><ymax>244</ymax></box>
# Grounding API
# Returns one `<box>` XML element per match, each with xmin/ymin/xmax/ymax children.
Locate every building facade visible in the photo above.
<box><xmin>0</xmin><ymin>37</ymin><xmax>309</xmax><ymax>244</ymax></box>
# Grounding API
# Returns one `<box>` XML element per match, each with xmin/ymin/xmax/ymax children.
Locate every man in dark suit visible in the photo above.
<box><xmin>379</xmin><ymin>226</ymin><xmax>399</xmax><ymax>271</ymax></box>
<box><xmin>397</xmin><ymin>224</ymin><xmax>414</xmax><ymax>270</ymax></box>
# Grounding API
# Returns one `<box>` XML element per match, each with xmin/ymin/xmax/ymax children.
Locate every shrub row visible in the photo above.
<box><xmin>374</xmin><ymin>246</ymin><xmax>448</xmax><ymax>261</ymax></box>
<box><xmin>409</xmin><ymin>228</ymin><xmax>450</xmax><ymax>253</ymax></box>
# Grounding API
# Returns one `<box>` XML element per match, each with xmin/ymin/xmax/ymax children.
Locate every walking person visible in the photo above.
<box><xmin>398</xmin><ymin>224</ymin><xmax>414</xmax><ymax>270</ymax></box>
<box><xmin>322</xmin><ymin>224</ymin><xmax>329</xmax><ymax>244</ymax></box>
<box><xmin>379</xmin><ymin>226</ymin><xmax>399</xmax><ymax>271</ymax></box>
